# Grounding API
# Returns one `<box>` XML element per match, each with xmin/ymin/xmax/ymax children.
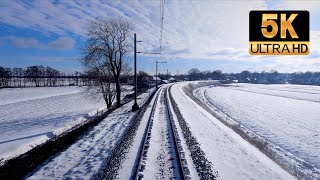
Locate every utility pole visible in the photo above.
<box><xmin>132</xmin><ymin>33</ymin><xmax>139</xmax><ymax>112</ymax></box>
<box><xmin>156</xmin><ymin>61</ymin><xmax>166</xmax><ymax>88</ymax></box>
<box><xmin>156</xmin><ymin>62</ymin><xmax>158</xmax><ymax>88</ymax></box>
<box><xmin>132</xmin><ymin>34</ymin><xmax>160</xmax><ymax>112</ymax></box>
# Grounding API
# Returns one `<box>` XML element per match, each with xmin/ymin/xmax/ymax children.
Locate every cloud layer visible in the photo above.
<box><xmin>0</xmin><ymin>0</ymin><xmax>320</xmax><ymax>72</ymax></box>
<box><xmin>1</xmin><ymin>36</ymin><xmax>75</xmax><ymax>50</ymax></box>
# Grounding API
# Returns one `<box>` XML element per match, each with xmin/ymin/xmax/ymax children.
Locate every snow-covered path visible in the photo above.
<box><xmin>171</xmin><ymin>83</ymin><xmax>294</xmax><ymax>180</ymax></box>
<box><xmin>27</xmin><ymin>90</ymin><xmax>152</xmax><ymax>179</ymax></box>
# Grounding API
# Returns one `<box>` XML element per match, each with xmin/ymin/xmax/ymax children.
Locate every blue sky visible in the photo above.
<box><xmin>0</xmin><ymin>0</ymin><xmax>320</xmax><ymax>75</ymax></box>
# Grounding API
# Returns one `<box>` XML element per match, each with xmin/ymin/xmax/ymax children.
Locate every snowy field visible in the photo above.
<box><xmin>0</xmin><ymin>86</ymin><xmax>131</xmax><ymax>160</ymax></box>
<box><xmin>194</xmin><ymin>83</ymin><xmax>320</xmax><ymax>171</ymax></box>
<box><xmin>171</xmin><ymin>83</ymin><xmax>294</xmax><ymax>179</ymax></box>
<box><xmin>28</xmin><ymin>88</ymin><xmax>154</xmax><ymax>179</ymax></box>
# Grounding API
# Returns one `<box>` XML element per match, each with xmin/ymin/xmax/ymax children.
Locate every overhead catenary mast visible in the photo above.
<box><xmin>156</xmin><ymin>0</ymin><xmax>166</xmax><ymax>89</ymax></box>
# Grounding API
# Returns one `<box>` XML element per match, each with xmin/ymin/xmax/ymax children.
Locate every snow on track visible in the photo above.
<box><xmin>136</xmin><ymin>86</ymin><xmax>180</xmax><ymax>179</ymax></box>
<box><xmin>197</xmin><ymin>84</ymin><xmax>320</xmax><ymax>170</ymax></box>
<box><xmin>119</xmin><ymin>85</ymin><xmax>200</xmax><ymax>180</ymax></box>
<box><xmin>171</xmin><ymin>83</ymin><xmax>294</xmax><ymax>180</ymax></box>
<box><xmin>27</xmin><ymin>90</ymin><xmax>151</xmax><ymax>179</ymax></box>
<box><xmin>117</xmin><ymin>88</ymin><xmax>160</xmax><ymax>180</ymax></box>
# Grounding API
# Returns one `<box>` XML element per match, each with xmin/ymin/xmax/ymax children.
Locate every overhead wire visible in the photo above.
<box><xmin>160</xmin><ymin>0</ymin><xmax>164</xmax><ymax>55</ymax></box>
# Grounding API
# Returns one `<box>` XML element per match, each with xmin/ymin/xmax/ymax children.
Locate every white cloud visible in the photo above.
<box><xmin>2</xmin><ymin>36</ymin><xmax>45</xmax><ymax>49</ymax></box>
<box><xmin>0</xmin><ymin>0</ymin><xmax>320</xmax><ymax>72</ymax></box>
<box><xmin>0</xmin><ymin>0</ymin><xmax>267</xmax><ymax>56</ymax></box>
<box><xmin>1</xmin><ymin>36</ymin><xmax>75</xmax><ymax>50</ymax></box>
<box><xmin>274</xmin><ymin>1</ymin><xmax>320</xmax><ymax>12</ymax></box>
<box><xmin>48</xmin><ymin>37</ymin><xmax>75</xmax><ymax>50</ymax></box>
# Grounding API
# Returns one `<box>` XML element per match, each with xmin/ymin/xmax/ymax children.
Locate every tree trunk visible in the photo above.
<box><xmin>106</xmin><ymin>99</ymin><xmax>112</xmax><ymax>108</ymax></box>
<box><xmin>115</xmin><ymin>79</ymin><xmax>121</xmax><ymax>108</ymax></box>
<box><xmin>108</xmin><ymin>72</ymin><xmax>112</xmax><ymax>108</ymax></box>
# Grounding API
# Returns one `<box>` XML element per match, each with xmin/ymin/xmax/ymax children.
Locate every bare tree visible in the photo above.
<box><xmin>0</xmin><ymin>66</ymin><xmax>12</xmax><ymax>88</ymax></box>
<box><xmin>12</xmin><ymin>68</ymin><xmax>24</xmax><ymax>87</ymax></box>
<box><xmin>188</xmin><ymin>68</ymin><xmax>201</xmax><ymax>80</ymax></box>
<box><xmin>25</xmin><ymin>66</ymin><xmax>43</xmax><ymax>87</ymax></box>
<box><xmin>81</xmin><ymin>17</ymin><xmax>133</xmax><ymax>108</ymax></box>
<box><xmin>45</xmin><ymin>66</ymin><xmax>61</xmax><ymax>86</ymax></box>
<box><xmin>86</xmin><ymin>69</ymin><xmax>116</xmax><ymax>108</ymax></box>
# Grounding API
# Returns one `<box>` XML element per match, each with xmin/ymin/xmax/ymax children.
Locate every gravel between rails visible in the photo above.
<box><xmin>168</xmin><ymin>85</ymin><xmax>219</xmax><ymax>179</ymax></box>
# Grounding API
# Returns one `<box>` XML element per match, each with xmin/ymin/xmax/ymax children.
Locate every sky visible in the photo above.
<box><xmin>0</xmin><ymin>0</ymin><xmax>320</xmax><ymax>75</ymax></box>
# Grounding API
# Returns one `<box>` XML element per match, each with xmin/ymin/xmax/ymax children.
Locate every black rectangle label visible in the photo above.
<box><xmin>249</xmin><ymin>10</ymin><xmax>309</xmax><ymax>55</ymax></box>
<box><xmin>249</xmin><ymin>11</ymin><xmax>309</xmax><ymax>42</ymax></box>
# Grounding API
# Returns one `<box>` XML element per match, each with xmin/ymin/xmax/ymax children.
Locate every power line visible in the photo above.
<box><xmin>160</xmin><ymin>0</ymin><xmax>164</xmax><ymax>54</ymax></box>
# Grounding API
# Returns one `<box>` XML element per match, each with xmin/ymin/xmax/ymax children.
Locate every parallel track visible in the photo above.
<box><xmin>133</xmin><ymin>85</ymin><xmax>188</xmax><ymax>179</ymax></box>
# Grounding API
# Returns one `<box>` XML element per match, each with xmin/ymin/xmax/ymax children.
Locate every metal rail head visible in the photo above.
<box><xmin>133</xmin><ymin>88</ymin><xmax>161</xmax><ymax>180</ymax></box>
<box><xmin>133</xmin><ymin>85</ymin><xmax>188</xmax><ymax>180</ymax></box>
<box><xmin>165</xmin><ymin>86</ymin><xmax>188</xmax><ymax>180</ymax></box>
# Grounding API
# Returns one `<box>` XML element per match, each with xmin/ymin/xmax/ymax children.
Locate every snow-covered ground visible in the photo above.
<box><xmin>0</xmin><ymin>87</ymin><xmax>81</xmax><ymax>106</ymax></box>
<box><xmin>171</xmin><ymin>82</ymin><xmax>294</xmax><ymax>180</ymax></box>
<box><xmin>3</xmin><ymin>82</ymin><xmax>317</xmax><ymax>179</ymax></box>
<box><xmin>0</xmin><ymin>86</ymin><xmax>132</xmax><ymax>160</ymax></box>
<box><xmin>28</xmin><ymin>88</ymin><xmax>153</xmax><ymax>179</ymax></box>
<box><xmin>194</xmin><ymin>83</ymin><xmax>320</xmax><ymax>172</ymax></box>
<box><xmin>226</xmin><ymin>83</ymin><xmax>320</xmax><ymax>103</ymax></box>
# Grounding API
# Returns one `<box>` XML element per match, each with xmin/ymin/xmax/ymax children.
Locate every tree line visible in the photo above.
<box><xmin>0</xmin><ymin>65</ymin><xmax>92</xmax><ymax>88</ymax></box>
<box><xmin>183</xmin><ymin>68</ymin><xmax>320</xmax><ymax>86</ymax></box>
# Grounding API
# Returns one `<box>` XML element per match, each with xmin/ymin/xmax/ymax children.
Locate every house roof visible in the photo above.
<box><xmin>152</xmin><ymin>76</ymin><xmax>161</xmax><ymax>80</ymax></box>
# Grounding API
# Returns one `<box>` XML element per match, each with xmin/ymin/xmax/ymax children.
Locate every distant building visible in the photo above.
<box><xmin>148</xmin><ymin>76</ymin><xmax>162</xmax><ymax>86</ymax></box>
<box><xmin>168</xmin><ymin>77</ymin><xmax>177</xmax><ymax>82</ymax></box>
<box><xmin>162</xmin><ymin>80</ymin><xmax>169</xmax><ymax>84</ymax></box>
<box><xmin>152</xmin><ymin>76</ymin><xmax>161</xmax><ymax>82</ymax></box>
<box><xmin>138</xmin><ymin>76</ymin><xmax>163</xmax><ymax>87</ymax></box>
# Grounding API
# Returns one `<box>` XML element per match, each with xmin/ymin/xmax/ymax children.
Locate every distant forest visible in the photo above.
<box><xmin>173</xmin><ymin>68</ymin><xmax>320</xmax><ymax>86</ymax></box>
<box><xmin>2</xmin><ymin>66</ymin><xmax>320</xmax><ymax>88</ymax></box>
<box><xmin>0</xmin><ymin>65</ymin><xmax>92</xmax><ymax>88</ymax></box>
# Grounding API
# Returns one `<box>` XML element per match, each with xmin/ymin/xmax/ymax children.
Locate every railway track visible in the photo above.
<box><xmin>133</xmin><ymin>85</ymin><xmax>189</xmax><ymax>179</ymax></box>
